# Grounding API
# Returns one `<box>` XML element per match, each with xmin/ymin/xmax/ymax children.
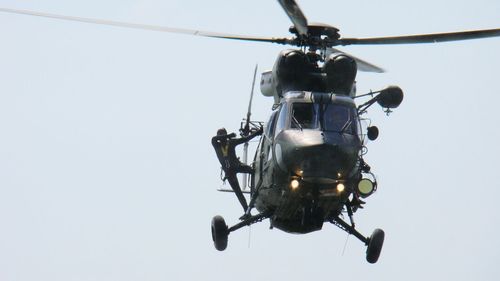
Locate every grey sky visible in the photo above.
<box><xmin>0</xmin><ymin>1</ymin><xmax>499</xmax><ymax>280</ymax></box>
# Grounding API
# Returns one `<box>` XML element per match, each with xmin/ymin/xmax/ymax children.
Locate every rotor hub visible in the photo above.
<box><xmin>289</xmin><ymin>23</ymin><xmax>341</xmax><ymax>49</ymax></box>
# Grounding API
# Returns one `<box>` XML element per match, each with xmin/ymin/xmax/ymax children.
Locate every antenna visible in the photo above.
<box><xmin>244</xmin><ymin>64</ymin><xmax>258</xmax><ymax>134</ymax></box>
<box><xmin>242</xmin><ymin>64</ymin><xmax>258</xmax><ymax>190</ymax></box>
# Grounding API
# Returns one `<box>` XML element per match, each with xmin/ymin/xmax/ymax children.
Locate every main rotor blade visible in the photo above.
<box><xmin>327</xmin><ymin>48</ymin><xmax>385</xmax><ymax>73</ymax></box>
<box><xmin>338</xmin><ymin>28</ymin><xmax>500</xmax><ymax>45</ymax></box>
<box><xmin>277</xmin><ymin>0</ymin><xmax>308</xmax><ymax>36</ymax></box>
<box><xmin>0</xmin><ymin>7</ymin><xmax>291</xmax><ymax>45</ymax></box>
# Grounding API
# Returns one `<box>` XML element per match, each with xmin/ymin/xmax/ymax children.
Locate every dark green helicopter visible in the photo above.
<box><xmin>208</xmin><ymin>0</ymin><xmax>500</xmax><ymax>264</ymax></box>
<box><xmin>212</xmin><ymin>63</ymin><xmax>402</xmax><ymax>263</ymax></box>
<box><xmin>2</xmin><ymin>0</ymin><xmax>499</xmax><ymax>264</ymax></box>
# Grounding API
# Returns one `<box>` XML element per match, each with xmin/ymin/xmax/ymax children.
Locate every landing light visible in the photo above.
<box><xmin>336</xmin><ymin>183</ymin><xmax>345</xmax><ymax>193</ymax></box>
<box><xmin>291</xmin><ymin>179</ymin><xmax>300</xmax><ymax>190</ymax></box>
<box><xmin>358</xmin><ymin>179</ymin><xmax>375</xmax><ymax>198</ymax></box>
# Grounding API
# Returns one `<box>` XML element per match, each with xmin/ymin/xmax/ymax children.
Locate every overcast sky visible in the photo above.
<box><xmin>1</xmin><ymin>1</ymin><xmax>500</xmax><ymax>280</ymax></box>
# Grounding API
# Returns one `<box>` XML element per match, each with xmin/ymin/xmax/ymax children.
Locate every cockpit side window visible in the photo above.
<box><xmin>291</xmin><ymin>103</ymin><xmax>317</xmax><ymax>129</ymax></box>
<box><xmin>275</xmin><ymin>103</ymin><xmax>288</xmax><ymax>135</ymax></box>
<box><xmin>265</xmin><ymin>110</ymin><xmax>279</xmax><ymax>138</ymax></box>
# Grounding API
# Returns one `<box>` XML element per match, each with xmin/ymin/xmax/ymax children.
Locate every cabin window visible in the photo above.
<box><xmin>291</xmin><ymin>103</ymin><xmax>317</xmax><ymax>129</ymax></box>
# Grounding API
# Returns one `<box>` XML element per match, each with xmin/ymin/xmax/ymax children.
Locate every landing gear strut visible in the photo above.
<box><xmin>211</xmin><ymin>212</ymin><xmax>270</xmax><ymax>251</ymax></box>
<box><xmin>330</xmin><ymin>205</ymin><xmax>385</xmax><ymax>263</ymax></box>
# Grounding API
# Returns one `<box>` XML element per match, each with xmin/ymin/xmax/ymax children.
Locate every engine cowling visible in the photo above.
<box><xmin>274</xmin><ymin>49</ymin><xmax>315</xmax><ymax>93</ymax></box>
<box><xmin>323</xmin><ymin>54</ymin><xmax>357</xmax><ymax>95</ymax></box>
<box><xmin>260</xmin><ymin>50</ymin><xmax>359</xmax><ymax>102</ymax></box>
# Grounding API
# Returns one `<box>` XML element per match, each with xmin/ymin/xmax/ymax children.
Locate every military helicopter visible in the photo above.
<box><xmin>2</xmin><ymin>0</ymin><xmax>499</xmax><ymax>264</ymax></box>
<box><xmin>208</xmin><ymin>0</ymin><xmax>500</xmax><ymax>264</ymax></box>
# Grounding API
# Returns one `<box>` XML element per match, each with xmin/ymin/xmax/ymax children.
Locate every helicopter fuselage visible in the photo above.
<box><xmin>252</xmin><ymin>91</ymin><xmax>364</xmax><ymax>233</ymax></box>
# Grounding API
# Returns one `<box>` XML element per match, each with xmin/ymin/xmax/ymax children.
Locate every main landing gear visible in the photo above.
<box><xmin>211</xmin><ymin>212</ymin><xmax>270</xmax><ymax>251</ymax></box>
<box><xmin>330</xmin><ymin>204</ymin><xmax>385</xmax><ymax>263</ymax></box>
<box><xmin>366</xmin><ymin>229</ymin><xmax>385</xmax><ymax>263</ymax></box>
<box><xmin>211</xmin><ymin>216</ymin><xmax>229</xmax><ymax>251</ymax></box>
<box><xmin>211</xmin><ymin>205</ymin><xmax>384</xmax><ymax>264</ymax></box>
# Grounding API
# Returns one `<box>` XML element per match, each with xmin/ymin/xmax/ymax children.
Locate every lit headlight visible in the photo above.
<box><xmin>290</xmin><ymin>179</ymin><xmax>300</xmax><ymax>190</ymax></box>
<box><xmin>336</xmin><ymin>183</ymin><xmax>345</xmax><ymax>193</ymax></box>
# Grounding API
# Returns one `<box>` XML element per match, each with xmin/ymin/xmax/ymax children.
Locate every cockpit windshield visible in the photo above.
<box><xmin>291</xmin><ymin>103</ymin><xmax>317</xmax><ymax>129</ymax></box>
<box><xmin>321</xmin><ymin>104</ymin><xmax>357</xmax><ymax>134</ymax></box>
<box><xmin>290</xmin><ymin>102</ymin><xmax>358</xmax><ymax>134</ymax></box>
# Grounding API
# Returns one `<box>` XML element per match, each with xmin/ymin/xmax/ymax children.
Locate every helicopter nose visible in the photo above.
<box><xmin>275</xmin><ymin>130</ymin><xmax>361</xmax><ymax>181</ymax></box>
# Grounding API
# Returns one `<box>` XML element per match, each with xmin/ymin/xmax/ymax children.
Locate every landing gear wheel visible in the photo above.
<box><xmin>366</xmin><ymin>228</ymin><xmax>385</xmax><ymax>264</ymax></box>
<box><xmin>211</xmin><ymin>215</ymin><xmax>229</xmax><ymax>251</ymax></box>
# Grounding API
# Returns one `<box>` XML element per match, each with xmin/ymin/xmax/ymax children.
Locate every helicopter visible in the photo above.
<box><xmin>208</xmin><ymin>0</ymin><xmax>500</xmax><ymax>264</ymax></box>
<box><xmin>1</xmin><ymin>0</ymin><xmax>499</xmax><ymax>264</ymax></box>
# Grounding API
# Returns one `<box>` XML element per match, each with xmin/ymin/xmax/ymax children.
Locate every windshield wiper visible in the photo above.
<box><xmin>340</xmin><ymin>120</ymin><xmax>352</xmax><ymax>134</ymax></box>
<box><xmin>292</xmin><ymin>116</ymin><xmax>303</xmax><ymax>131</ymax></box>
